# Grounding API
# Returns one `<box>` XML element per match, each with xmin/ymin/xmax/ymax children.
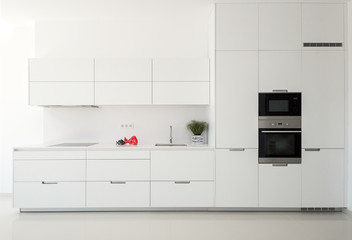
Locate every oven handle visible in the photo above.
<box><xmin>261</xmin><ymin>130</ymin><xmax>301</xmax><ymax>133</ymax></box>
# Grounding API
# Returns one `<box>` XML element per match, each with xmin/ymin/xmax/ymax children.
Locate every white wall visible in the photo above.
<box><xmin>348</xmin><ymin>1</ymin><xmax>352</xmax><ymax>211</ymax></box>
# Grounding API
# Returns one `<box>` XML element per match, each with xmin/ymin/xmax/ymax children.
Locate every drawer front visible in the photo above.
<box><xmin>86</xmin><ymin>182</ymin><xmax>150</xmax><ymax>207</ymax></box>
<box><xmin>14</xmin><ymin>182</ymin><xmax>85</xmax><ymax>208</ymax></box>
<box><xmin>13</xmin><ymin>151</ymin><xmax>86</xmax><ymax>160</ymax></box>
<box><xmin>151</xmin><ymin>151</ymin><xmax>214</xmax><ymax>180</ymax></box>
<box><xmin>14</xmin><ymin>160</ymin><xmax>86</xmax><ymax>182</ymax></box>
<box><xmin>151</xmin><ymin>181</ymin><xmax>214</xmax><ymax>207</ymax></box>
<box><xmin>87</xmin><ymin>160</ymin><xmax>150</xmax><ymax>181</ymax></box>
<box><xmin>87</xmin><ymin>151</ymin><xmax>150</xmax><ymax>160</ymax></box>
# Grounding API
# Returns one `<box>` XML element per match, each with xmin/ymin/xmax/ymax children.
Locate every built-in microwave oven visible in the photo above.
<box><xmin>259</xmin><ymin>93</ymin><xmax>301</xmax><ymax>117</ymax></box>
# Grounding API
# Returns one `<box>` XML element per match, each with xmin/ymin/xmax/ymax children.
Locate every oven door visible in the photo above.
<box><xmin>259</xmin><ymin>93</ymin><xmax>301</xmax><ymax>116</ymax></box>
<box><xmin>259</xmin><ymin>128</ymin><xmax>301</xmax><ymax>164</ymax></box>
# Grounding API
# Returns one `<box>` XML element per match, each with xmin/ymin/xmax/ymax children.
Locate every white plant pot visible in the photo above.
<box><xmin>191</xmin><ymin>135</ymin><xmax>205</xmax><ymax>144</ymax></box>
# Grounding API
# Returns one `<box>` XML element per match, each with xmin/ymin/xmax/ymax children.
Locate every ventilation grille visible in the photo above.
<box><xmin>303</xmin><ymin>43</ymin><xmax>343</xmax><ymax>47</ymax></box>
<box><xmin>301</xmin><ymin>207</ymin><xmax>338</xmax><ymax>212</ymax></box>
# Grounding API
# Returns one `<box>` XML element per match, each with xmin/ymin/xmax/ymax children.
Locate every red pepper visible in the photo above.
<box><xmin>124</xmin><ymin>136</ymin><xmax>138</xmax><ymax>145</ymax></box>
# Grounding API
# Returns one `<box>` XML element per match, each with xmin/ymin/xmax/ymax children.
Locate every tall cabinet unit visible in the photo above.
<box><xmin>215</xmin><ymin>4</ymin><xmax>259</xmax><ymax>208</ymax></box>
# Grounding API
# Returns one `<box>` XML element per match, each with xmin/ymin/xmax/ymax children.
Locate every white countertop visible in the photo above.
<box><xmin>14</xmin><ymin>143</ymin><xmax>214</xmax><ymax>151</ymax></box>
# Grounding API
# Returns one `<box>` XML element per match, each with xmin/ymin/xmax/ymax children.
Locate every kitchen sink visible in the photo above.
<box><xmin>155</xmin><ymin>143</ymin><xmax>187</xmax><ymax>146</ymax></box>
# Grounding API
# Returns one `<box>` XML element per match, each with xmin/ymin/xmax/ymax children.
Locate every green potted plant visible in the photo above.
<box><xmin>187</xmin><ymin>120</ymin><xmax>208</xmax><ymax>144</ymax></box>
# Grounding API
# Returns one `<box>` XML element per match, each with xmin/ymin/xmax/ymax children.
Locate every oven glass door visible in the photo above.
<box><xmin>259</xmin><ymin>129</ymin><xmax>301</xmax><ymax>159</ymax></box>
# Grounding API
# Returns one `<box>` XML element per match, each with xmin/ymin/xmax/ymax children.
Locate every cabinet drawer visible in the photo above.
<box><xmin>151</xmin><ymin>181</ymin><xmax>214</xmax><ymax>207</ymax></box>
<box><xmin>87</xmin><ymin>160</ymin><xmax>149</xmax><ymax>181</ymax></box>
<box><xmin>14</xmin><ymin>160</ymin><xmax>85</xmax><ymax>181</ymax></box>
<box><xmin>13</xmin><ymin>151</ymin><xmax>86</xmax><ymax>160</ymax></box>
<box><xmin>151</xmin><ymin>151</ymin><xmax>214</xmax><ymax>181</ymax></box>
<box><xmin>87</xmin><ymin>182</ymin><xmax>150</xmax><ymax>207</ymax></box>
<box><xmin>14</xmin><ymin>182</ymin><xmax>85</xmax><ymax>208</ymax></box>
<box><xmin>87</xmin><ymin>151</ymin><xmax>150</xmax><ymax>160</ymax></box>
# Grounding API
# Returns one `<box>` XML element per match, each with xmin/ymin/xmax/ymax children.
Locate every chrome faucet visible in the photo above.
<box><xmin>169</xmin><ymin>125</ymin><xmax>173</xmax><ymax>144</ymax></box>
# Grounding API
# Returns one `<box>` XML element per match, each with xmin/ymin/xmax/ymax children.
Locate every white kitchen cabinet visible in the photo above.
<box><xmin>29</xmin><ymin>58</ymin><xmax>94</xmax><ymax>82</ymax></box>
<box><xmin>302</xmin><ymin>4</ymin><xmax>344</xmax><ymax>46</ymax></box>
<box><xmin>29</xmin><ymin>82</ymin><xmax>94</xmax><ymax>105</ymax></box>
<box><xmin>302</xmin><ymin>51</ymin><xmax>344</xmax><ymax>148</ymax></box>
<box><xmin>87</xmin><ymin>150</ymin><xmax>150</xmax><ymax>160</ymax></box>
<box><xmin>259</xmin><ymin>51</ymin><xmax>301</xmax><ymax>92</ymax></box>
<box><xmin>87</xmin><ymin>160</ymin><xmax>150</xmax><ymax>181</ymax></box>
<box><xmin>151</xmin><ymin>182</ymin><xmax>214</xmax><ymax>207</ymax></box>
<box><xmin>14</xmin><ymin>182</ymin><xmax>85</xmax><ymax>208</ymax></box>
<box><xmin>302</xmin><ymin>149</ymin><xmax>344</xmax><ymax>207</ymax></box>
<box><xmin>216</xmin><ymin>4</ymin><xmax>258</xmax><ymax>50</ymax></box>
<box><xmin>153</xmin><ymin>82</ymin><xmax>209</xmax><ymax>105</ymax></box>
<box><xmin>215</xmin><ymin>149</ymin><xmax>258</xmax><ymax>208</ymax></box>
<box><xmin>259</xmin><ymin>164</ymin><xmax>302</xmax><ymax>208</ymax></box>
<box><xmin>14</xmin><ymin>160</ymin><xmax>85</xmax><ymax>182</ymax></box>
<box><xmin>95</xmin><ymin>82</ymin><xmax>152</xmax><ymax>105</ymax></box>
<box><xmin>151</xmin><ymin>151</ymin><xmax>214</xmax><ymax>181</ymax></box>
<box><xmin>259</xmin><ymin>3</ymin><xmax>301</xmax><ymax>50</ymax></box>
<box><xmin>153</xmin><ymin>58</ymin><xmax>209</xmax><ymax>82</ymax></box>
<box><xmin>87</xmin><ymin>182</ymin><xmax>150</xmax><ymax>207</ymax></box>
<box><xmin>216</xmin><ymin>51</ymin><xmax>258</xmax><ymax>149</ymax></box>
<box><xmin>13</xmin><ymin>150</ymin><xmax>86</xmax><ymax>160</ymax></box>
<box><xmin>95</xmin><ymin>58</ymin><xmax>152</xmax><ymax>82</ymax></box>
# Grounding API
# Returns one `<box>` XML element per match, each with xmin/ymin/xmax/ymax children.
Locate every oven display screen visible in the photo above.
<box><xmin>269</xmin><ymin>100</ymin><xmax>289</xmax><ymax>112</ymax></box>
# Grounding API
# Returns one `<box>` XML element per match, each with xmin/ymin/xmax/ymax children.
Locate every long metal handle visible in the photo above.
<box><xmin>261</xmin><ymin>131</ymin><xmax>301</xmax><ymax>133</ymax></box>
<box><xmin>42</xmin><ymin>181</ymin><xmax>58</xmax><ymax>184</ymax></box>
<box><xmin>229</xmin><ymin>148</ymin><xmax>245</xmax><ymax>151</ymax></box>
<box><xmin>110</xmin><ymin>181</ymin><xmax>126</xmax><ymax>184</ymax></box>
<box><xmin>305</xmin><ymin>148</ymin><xmax>321</xmax><ymax>151</ymax></box>
<box><xmin>272</xmin><ymin>164</ymin><xmax>288</xmax><ymax>167</ymax></box>
<box><xmin>174</xmin><ymin>181</ymin><xmax>191</xmax><ymax>184</ymax></box>
<box><xmin>272</xmin><ymin>89</ymin><xmax>288</xmax><ymax>92</ymax></box>
<box><xmin>169</xmin><ymin>125</ymin><xmax>173</xmax><ymax>144</ymax></box>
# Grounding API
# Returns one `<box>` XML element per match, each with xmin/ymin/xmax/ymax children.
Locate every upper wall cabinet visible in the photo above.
<box><xmin>216</xmin><ymin>4</ymin><xmax>258</xmax><ymax>50</ymax></box>
<box><xmin>259</xmin><ymin>4</ymin><xmax>301</xmax><ymax>50</ymax></box>
<box><xmin>94</xmin><ymin>59</ymin><xmax>152</xmax><ymax>105</ymax></box>
<box><xmin>29</xmin><ymin>58</ymin><xmax>94</xmax><ymax>105</ymax></box>
<box><xmin>302</xmin><ymin>4</ymin><xmax>344</xmax><ymax>47</ymax></box>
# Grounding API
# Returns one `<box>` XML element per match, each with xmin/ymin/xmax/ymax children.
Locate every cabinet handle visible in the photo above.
<box><xmin>229</xmin><ymin>148</ymin><xmax>245</xmax><ymax>151</ymax></box>
<box><xmin>272</xmin><ymin>89</ymin><xmax>288</xmax><ymax>93</ymax></box>
<box><xmin>110</xmin><ymin>181</ymin><xmax>126</xmax><ymax>184</ymax></box>
<box><xmin>174</xmin><ymin>181</ymin><xmax>191</xmax><ymax>184</ymax></box>
<box><xmin>42</xmin><ymin>181</ymin><xmax>58</xmax><ymax>184</ymax></box>
<box><xmin>272</xmin><ymin>164</ymin><xmax>288</xmax><ymax>167</ymax></box>
<box><xmin>305</xmin><ymin>148</ymin><xmax>321</xmax><ymax>151</ymax></box>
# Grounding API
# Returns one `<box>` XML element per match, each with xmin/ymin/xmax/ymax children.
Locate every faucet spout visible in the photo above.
<box><xmin>169</xmin><ymin>125</ymin><xmax>173</xmax><ymax>144</ymax></box>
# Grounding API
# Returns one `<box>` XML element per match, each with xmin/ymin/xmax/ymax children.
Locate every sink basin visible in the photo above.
<box><xmin>155</xmin><ymin>143</ymin><xmax>187</xmax><ymax>147</ymax></box>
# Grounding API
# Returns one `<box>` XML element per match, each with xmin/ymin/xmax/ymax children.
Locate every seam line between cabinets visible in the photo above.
<box><xmin>149</xmin><ymin>152</ymin><xmax>152</xmax><ymax>207</ymax></box>
<box><xmin>151</xmin><ymin>60</ymin><xmax>153</xmax><ymax>104</ymax></box>
<box><xmin>85</xmin><ymin>151</ymin><xmax>87</xmax><ymax>208</ymax></box>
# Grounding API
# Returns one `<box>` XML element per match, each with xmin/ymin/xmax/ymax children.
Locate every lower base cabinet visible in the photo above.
<box><xmin>302</xmin><ymin>149</ymin><xmax>345</xmax><ymax>207</ymax></box>
<box><xmin>215</xmin><ymin>149</ymin><xmax>258</xmax><ymax>207</ymax></box>
<box><xmin>14</xmin><ymin>182</ymin><xmax>85</xmax><ymax>208</ymax></box>
<box><xmin>259</xmin><ymin>164</ymin><xmax>301</xmax><ymax>208</ymax></box>
<box><xmin>86</xmin><ymin>182</ymin><xmax>150</xmax><ymax>207</ymax></box>
<box><xmin>151</xmin><ymin>182</ymin><xmax>214</xmax><ymax>207</ymax></box>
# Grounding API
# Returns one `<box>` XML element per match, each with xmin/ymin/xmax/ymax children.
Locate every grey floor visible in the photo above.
<box><xmin>1</xmin><ymin>196</ymin><xmax>352</xmax><ymax>240</ymax></box>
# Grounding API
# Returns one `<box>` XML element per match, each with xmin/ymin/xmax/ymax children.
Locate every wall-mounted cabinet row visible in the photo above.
<box><xmin>29</xmin><ymin>58</ymin><xmax>210</xmax><ymax>106</ymax></box>
<box><xmin>216</xmin><ymin>3</ymin><xmax>344</xmax><ymax>50</ymax></box>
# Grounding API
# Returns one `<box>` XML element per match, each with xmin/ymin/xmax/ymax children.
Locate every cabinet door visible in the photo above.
<box><xmin>29</xmin><ymin>58</ymin><xmax>94</xmax><ymax>82</ymax></box>
<box><xmin>259</xmin><ymin>51</ymin><xmax>301</xmax><ymax>92</ymax></box>
<box><xmin>259</xmin><ymin>164</ymin><xmax>301</xmax><ymax>208</ymax></box>
<box><xmin>29</xmin><ymin>82</ymin><xmax>94</xmax><ymax>105</ymax></box>
<box><xmin>259</xmin><ymin>3</ymin><xmax>301</xmax><ymax>50</ymax></box>
<box><xmin>216</xmin><ymin>51</ymin><xmax>258</xmax><ymax>148</ymax></box>
<box><xmin>153</xmin><ymin>82</ymin><xmax>209</xmax><ymax>105</ymax></box>
<box><xmin>302</xmin><ymin>4</ymin><xmax>344</xmax><ymax>45</ymax></box>
<box><xmin>95</xmin><ymin>58</ymin><xmax>152</xmax><ymax>82</ymax></box>
<box><xmin>302</xmin><ymin>149</ymin><xmax>345</xmax><ymax>207</ymax></box>
<box><xmin>302</xmin><ymin>51</ymin><xmax>344</xmax><ymax>148</ymax></box>
<box><xmin>215</xmin><ymin>149</ymin><xmax>258</xmax><ymax>207</ymax></box>
<box><xmin>153</xmin><ymin>58</ymin><xmax>209</xmax><ymax>82</ymax></box>
<box><xmin>95</xmin><ymin>82</ymin><xmax>152</xmax><ymax>105</ymax></box>
<box><xmin>216</xmin><ymin>4</ymin><xmax>258</xmax><ymax>50</ymax></box>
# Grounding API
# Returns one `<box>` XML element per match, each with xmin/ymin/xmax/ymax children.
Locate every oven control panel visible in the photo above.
<box><xmin>259</xmin><ymin>116</ymin><xmax>301</xmax><ymax>129</ymax></box>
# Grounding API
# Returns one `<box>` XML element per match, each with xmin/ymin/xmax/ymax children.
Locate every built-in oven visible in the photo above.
<box><xmin>259</xmin><ymin>117</ymin><xmax>301</xmax><ymax>164</ymax></box>
<box><xmin>259</xmin><ymin>92</ymin><xmax>301</xmax><ymax>117</ymax></box>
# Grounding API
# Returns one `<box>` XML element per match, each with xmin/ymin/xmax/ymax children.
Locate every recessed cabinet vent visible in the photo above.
<box><xmin>303</xmin><ymin>43</ymin><xmax>343</xmax><ymax>47</ymax></box>
<box><xmin>301</xmin><ymin>207</ymin><xmax>340</xmax><ymax>212</ymax></box>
